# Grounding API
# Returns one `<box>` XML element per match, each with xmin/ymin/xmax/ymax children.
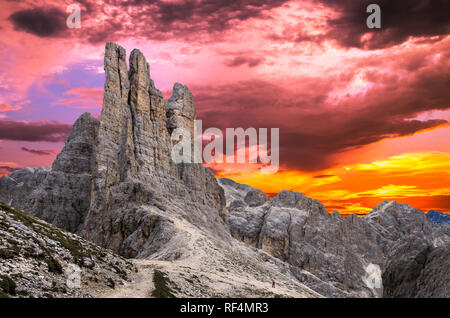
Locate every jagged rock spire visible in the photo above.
<box><xmin>166</xmin><ymin>82</ymin><xmax>196</xmax><ymax>135</ymax></box>
<box><xmin>0</xmin><ymin>41</ymin><xmax>227</xmax><ymax>259</ymax></box>
<box><xmin>82</xmin><ymin>42</ymin><xmax>226</xmax><ymax>248</ymax></box>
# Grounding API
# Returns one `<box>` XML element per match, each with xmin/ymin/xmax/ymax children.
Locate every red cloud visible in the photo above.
<box><xmin>0</xmin><ymin>104</ymin><xmax>22</xmax><ymax>112</ymax></box>
<box><xmin>192</xmin><ymin>44</ymin><xmax>450</xmax><ymax>171</ymax></box>
<box><xmin>53</xmin><ymin>87</ymin><xmax>103</xmax><ymax>109</ymax></box>
<box><xmin>21</xmin><ymin>147</ymin><xmax>57</xmax><ymax>156</ymax></box>
<box><xmin>0</xmin><ymin>120</ymin><xmax>71</xmax><ymax>142</ymax></box>
<box><xmin>0</xmin><ymin>161</ymin><xmax>22</xmax><ymax>177</ymax></box>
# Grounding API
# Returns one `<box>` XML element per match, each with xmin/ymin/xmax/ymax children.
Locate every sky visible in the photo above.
<box><xmin>0</xmin><ymin>0</ymin><xmax>449</xmax><ymax>215</ymax></box>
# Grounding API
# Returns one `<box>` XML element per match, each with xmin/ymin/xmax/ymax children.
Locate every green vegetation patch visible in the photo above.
<box><xmin>152</xmin><ymin>270</ymin><xmax>177</xmax><ymax>298</ymax></box>
<box><xmin>0</xmin><ymin>202</ymin><xmax>92</xmax><ymax>265</ymax></box>
<box><xmin>45</xmin><ymin>256</ymin><xmax>63</xmax><ymax>274</ymax></box>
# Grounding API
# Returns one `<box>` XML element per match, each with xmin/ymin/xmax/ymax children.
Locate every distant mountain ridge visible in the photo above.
<box><xmin>427</xmin><ymin>210</ymin><xmax>450</xmax><ymax>225</ymax></box>
<box><xmin>218</xmin><ymin>178</ymin><xmax>450</xmax><ymax>297</ymax></box>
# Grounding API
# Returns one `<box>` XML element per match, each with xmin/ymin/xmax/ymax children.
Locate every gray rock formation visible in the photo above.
<box><xmin>383</xmin><ymin>237</ymin><xmax>450</xmax><ymax>298</ymax></box>
<box><xmin>0</xmin><ymin>42</ymin><xmax>228</xmax><ymax>260</ymax></box>
<box><xmin>166</xmin><ymin>82</ymin><xmax>196</xmax><ymax>136</ymax></box>
<box><xmin>0</xmin><ymin>202</ymin><xmax>135</xmax><ymax>298</ymax></box>
<box><xmin>218</xmin><ymin>178</ymin><xmax>450</xmax><ymax>297</ymax></box>
<box><xmin>382</xmin><ymin>237</ymin><xmax>431</xmax><ymax>297</ymax></box>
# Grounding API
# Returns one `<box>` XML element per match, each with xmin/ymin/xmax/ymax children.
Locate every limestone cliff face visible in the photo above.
<box><xmin>382</xmin><ymin>237</ymin><xmax>450</xmax><ymax>298</ymax></box>
<box><xmin>0</xmin><ymin>42</ymin><xmax>228</xmax><ymax>258</ymax></box>
<box><xmin>218</xmin><ymin>178</ymin><xmax>450</xmax><ymax>298</ymax></box>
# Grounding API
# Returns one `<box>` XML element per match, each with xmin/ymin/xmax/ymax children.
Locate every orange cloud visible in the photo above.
<box><xmin>0</xmin><ymin>104</ymin><xmax>22</xmax><ymax>112</ymax></box>
<box><xmin>52</xmin><ymin>87</ymin><xmax>103</xmax><ymax>109</ymax></box>
<box><xmin>219</xmin><ymin>151</ymin><xmax>450</xmax><ymax>215</ymax></box>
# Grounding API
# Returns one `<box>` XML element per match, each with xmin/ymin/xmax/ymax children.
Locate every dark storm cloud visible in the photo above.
<box><xmin>268</xmin><ymin>1</ymin><xmax>450</xmax><ymax>50</ymax></box>
<box><xmin>113</xmin><ymin>0</ymin><xmax>291</xmax><ymax>44</ymax></box>
<box><xmin>8</xmin><ymin>0</ymin><xmax>290</xmax><ymax>43</ymax></box>
<box><xmin>192</xmin><ymin>51</ymin><xmax>450</xmax><ymax>171</ymax></box>
<box><xmin>320</xmin><ymin>0</ymin><xmax>450</xmax><ymax>49</ymax></box>
<box><xmin>8</xmin><ymin>1</ymin><xmax>449</xmax><ymax>48</ymax></box>
<box><xmin>0</xmin><ymin>120</ymin><xmax>71</xmax><ymax>142</ymax></box>
<box><xmin>21</xmin><ymin>147</ymin><xmax>55</xmax><ymax>156</ymax></box>
<box><xmin>152</xmin><ymin>0</ymin><xmax>288</xmax><ymax>29</ymax></box>
<box><xmin>9</xmin><ymin>7</ymin><xmax>67</xmax><ymax>37</ymax></box>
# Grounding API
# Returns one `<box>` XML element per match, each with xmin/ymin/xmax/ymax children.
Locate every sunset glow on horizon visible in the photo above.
<box><xmin>0</xmin><ymin>0</ymin><xmax>449</xmax><ymax>216</ymax></box>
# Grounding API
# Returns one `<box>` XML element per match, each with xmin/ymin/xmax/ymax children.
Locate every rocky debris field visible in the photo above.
<box><xmin>0</xmin><ymin>202</ymin><xmax>136</xmax><ymax>298</ymax></box>
<box><xmin>100</xmin><ymin>216</ymin><xmax>321</xmax><ymax>298</ymax></box>
<box><xmin>219</xmin><ymin>178</ymin><xmax>450</xmax><ymax>298</ymax></box>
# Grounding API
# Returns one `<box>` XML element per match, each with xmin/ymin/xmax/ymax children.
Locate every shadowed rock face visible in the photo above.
<box><xmin>382</xmin><ymin>237</ymin><xmax>431</xmax><ymax>298</ymax></box>
<box><xmin>0</xmin><ymin>42</ymin><xmax>228</xmax><ymax>259</ymax></box>
<box><xmin>383</xmin><ymin>239</ymin><xmax>450</xmax><ymax>298</ymax></box>
<box><xmin>218</xmin><ymin>178</ymin><xmax>450</xmax><ymax>298</ymax></box>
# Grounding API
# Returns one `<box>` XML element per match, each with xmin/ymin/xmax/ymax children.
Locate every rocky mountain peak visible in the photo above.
<box><xmin>52</xmin><ymin>112</ymin><xmax>99</xmax><ymax>174</ymax></box>
<box><xmin>272</xmin><ymin>190</ymin><xmax>328</xmax><ymax>217</ymax></box>
<box><xmin>427</xmin><ymin>210</ymin><xmax>450</xmax><ymax>225</ymax></box>
<box><xmin>166</xmin><ymin>83</ymin><xmax>196</xmax><ymax>135</ymax></box>
<box><xmin>0</xmin><ymin>42</ymin><xmax>228</xmax><ymax>258</ymax></box>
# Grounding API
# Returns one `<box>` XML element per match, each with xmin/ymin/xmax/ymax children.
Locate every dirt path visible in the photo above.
<box><xmin>96</xmin><ymin>218</ymin><xmax>320</xmax><ymax>298</ymax></box>
<box><xmin>101</xmin><ymin>260</ymin><xmax>155</xmax><ymax>298</ymax></box>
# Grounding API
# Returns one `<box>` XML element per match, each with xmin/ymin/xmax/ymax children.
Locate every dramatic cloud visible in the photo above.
<box><xmin>21</xmin><ymin>147</ymin><xmax>56</xmax><ymax>156</ymax></box>
<box><xmin>0</xmin><ymin>120</ymin><xmax>71</xmax><ymax>142</ymax></box>
<box><xmin>0</xmin><ymin>161</ymin><xmax>22</xmax><ymax>176</ymax></box>
<box><xmin>0</xmin><ymin>103</ymin><xmax>22</xmax><ymax>112</ymax></box>
<box><xmin>265</xmin><ymin>1</ymin><xmax>450</xmax><ymax>50</ymax></box>
<box><xmin>120</xmin><ymin>0</ymin><xmax>290</xmax><ymax>33</ymax></box>
<box><xmin>194</xmin><ymin>47</ymin><xmax>450</xmax><ymax>171</ymax></box>
<box><xmin>319</xmin><ymin>0</ymin><xmax>450</xmax><ymax>49</ymax></box>
<box><xmin>6</xmin><ymin>1</ymin><xmax>291</xmax><ymax>44</ymax></box>
<box><xmin>227</xmin><ymin>152</ymin><xmax>450</xmax><ymax>215</ymax></box>
<box><xmin>53</xmin><ymin>87</ymin><xmax>103</xmax><ymax>109</ymax></box>
<box><xmin>224</xmin><ymin>56</ymin><xmax>265</xmax><ymax>67</ymax></box>
<box><xmin>9</xmin><ymin>7</ymin><xmax>67</xmax><ymax>37</ymax></box>
<box><xmin>6</xmin><ymin>1</ymin><xmax>449</xmax><ymax>50</ymax></box>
